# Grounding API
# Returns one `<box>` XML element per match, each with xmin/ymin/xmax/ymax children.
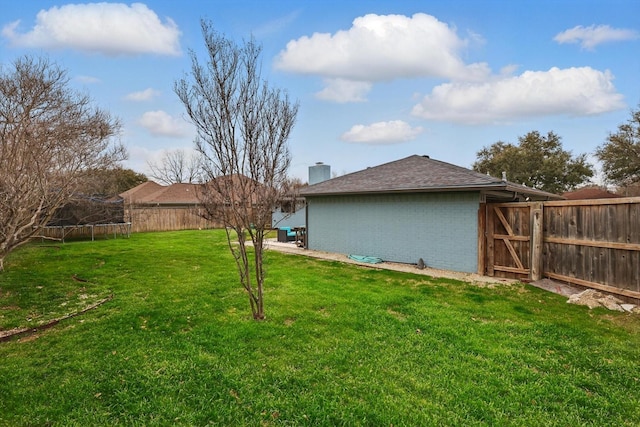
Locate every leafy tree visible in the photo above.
<box><xmin>113</xmin><ymin>168</ymin><xmax>148</xmax><ymax>194</ymax></box>
<box><xmin>82</xmin><ymin>168</ymin><xmax>148</xmax><ymax>197</ymax></box>
<box><xmin>48</xmin><ymin>168</ymin><xmax>147</xmax><ymax>227</ymax></box>
<box><xmin>0</xmin><ymin>56</ymin><xmax>125</xmax><ymax>271</ymax></box>
<box><xmin>147</xmin><ymin>148</ymin><xmax>202</xmax><ymax>184</ymax></box>
<box><xmin>175</xmin><ymin>20</ymin><xmax>298</xmax><ymax>320</ymax></box>
<box><xmin>595</xmin><ymin>105</ymin><xmax>640</xmax><ymax>187</ymax></box>
<box><xmin>473</xmin><ymin>131</ymin><xmax>594</xmax><ymax>194</ymax></box>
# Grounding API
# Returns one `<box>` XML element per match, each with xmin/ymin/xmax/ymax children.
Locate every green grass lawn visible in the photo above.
<box><xmin>1</xmin><ymin>230</ymin><xmax>639</xmax><ymax>426</ymax></box>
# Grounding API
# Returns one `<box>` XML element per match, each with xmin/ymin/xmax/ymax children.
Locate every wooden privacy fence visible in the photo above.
<box><xmin>480</xmin><ymin>197</ymin><xmax>640</xmax><ymax>300</ymax></box>
<box><xmin>125</xmin><ymin>205</ymin><xmax>220</xmax><ymax>233</ymax></box>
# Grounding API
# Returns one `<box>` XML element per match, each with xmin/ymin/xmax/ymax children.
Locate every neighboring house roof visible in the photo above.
<box><xmin>119</xmin><ymin>175</ymin><xmax>263</xmax><ymax>206</ymax></box>
<box><xmin>120</xmin><ymin>181</ymin><xmax>202</xmax><ymax>205</ymax></box>
<box><xmin>562</xmin><ymin>187</ymin><xmax>620</xmax><ymax>200</ymax></box>
<box><xmin>300</xmin><ymin>155</ymin><xmax>563</xmax><ymax>201</ymax></box>
<box><xmin>120</xmin><ymin>181</ymin><xmax>164</xmax><ymax>203</ymax></box>
<box><xmin>143</xmin><ymin>183</ymin><xmax>201</xmax><ymax>204</ymax></box>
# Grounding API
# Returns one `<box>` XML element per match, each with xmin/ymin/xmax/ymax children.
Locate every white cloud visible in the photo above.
<box><xmin>138</xmin><ymin>111</ymin><xmax>189</xmax><ymax>137</ymax></box>
<box><xmin>125</xmin><ymin>88</ymin><xmax>161</xmax><ymax>101</ymax></box>
<box><xmin>125</xmin><ymin>145</ymin><xmax>156</xmax><ymax>174</ymax></box>
<box><xmin>125</xmin><ymin>145</ymin><xmax>196</xmax><ymax>176</ymax></box>
<box><xmin>275</xmin><ymin>13</ymin><xmax>489</xmax><ymax>101</ymax></box>
<box><xmin>253</xmin><ymin>10</ymin><xmax>300</xmax><ymax>38</ymax></box>
<box><xmin>554</xmin><ymin>25</ymin><xmax>639</xmax><ymax>49</ymax></box>
<box><xmin>411</xmin><ymin>67</ymin><xmax>625</xmax><ymax>124</ymax></box>
<box><xmin>341</xmin><ymin>120</ymin><xmax>423</xmax><ymax>144</ymax></box>
<box><xmin>75</xmin><ymin>75</ymin><xmax>101</xmax><ymax>84</ymax></box>
<box><xmin>315</xmin><ymin>79</ymin><xmax>372</xmax><ymax>103</ymax></box>
<box><xmin>499</xmin><ymin>64</ymin><xmax>519</xmax><ymax>77</ymax></box>
<box><xmin>2</xmin><ymin>3</ymin><xmax>181</xmax><ymax>56</ymax></box>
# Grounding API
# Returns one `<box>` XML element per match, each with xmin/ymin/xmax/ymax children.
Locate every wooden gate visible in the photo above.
<box><xmin>482</xmin><ymin>202</ymin><xmax>543</xmax><ymax>280</ymax></box>
<box><xmin>481</xmin><ymin>199</ymin><xmax>639</xmax><ymax>300</ymax></box>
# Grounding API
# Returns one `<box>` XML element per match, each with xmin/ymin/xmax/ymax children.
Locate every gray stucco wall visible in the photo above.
<box><xmin>306</xmin><ymin>192</ymin><xmax>480</xmax><ymax>273</ymax></box>
<box><xmin>272</xmin><ymin>207</ymin><xmax>306</xmax><ymax>229</ymax></box>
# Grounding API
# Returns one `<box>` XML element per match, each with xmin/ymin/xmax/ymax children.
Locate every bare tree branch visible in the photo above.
<box><xmin>146</xmin><ymin>148</ymin><xmax>202</xmax><ymax>184</ymax></box>
<box><xmin>175</xmin><ymin>20</ymin><xmax>298</xmax><ymax>320</ymax></box>
<box><xmin>0</xmin><ymin>56</ymin><xmax>125</xmax><ymax>271</ymax></box>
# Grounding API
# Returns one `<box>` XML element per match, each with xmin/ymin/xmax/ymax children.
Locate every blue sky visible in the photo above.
<box><xmin>2</xmin><ymin>0</ymin><xmax>639</xmax><ymax>183</ymax></box>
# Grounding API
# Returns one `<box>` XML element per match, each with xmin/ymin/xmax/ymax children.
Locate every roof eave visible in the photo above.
<box><xmin>301</xmin><ymin>182</ymin><xmax>563</xmax><ymax>200</ymax></box>
<box><xmin>301</xmin><ymin>183</ymin><xmax>505</xmax><ymax>197</ymax></box>
<box><xmin>502</xmin><ymin>183</ymin><xmax>564</xmax><ymax>200</ymax></box>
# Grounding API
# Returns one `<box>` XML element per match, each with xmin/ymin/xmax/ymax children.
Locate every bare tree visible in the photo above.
<box><xmin>0</xmin><ymin>56</ymin><xmax>125</xmax><ymax>271</ymax></box>
<box><xmin>175</xmin><ymin>20</ymin><xmax>298</xmax><ymax>320</ymax></box>
<box><xmin>146</xmin><ymin>148</ymin><xmax>202</xmax><ymax>184</ymax></box>
<box><xmin>274</xmin><ymin>177</ymin><xmax>307</xmax><ymax>220</ymax></box>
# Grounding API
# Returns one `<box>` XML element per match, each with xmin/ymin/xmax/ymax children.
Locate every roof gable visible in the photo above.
<box><xmin>119</xmin><ymin>181</ymin><xmax>164</xmax><ymax>202</ymax></box>
<box><xmin>120</xmin><ymin>181</ymin><xmax>201</xmax><ymax>204</ymax></box>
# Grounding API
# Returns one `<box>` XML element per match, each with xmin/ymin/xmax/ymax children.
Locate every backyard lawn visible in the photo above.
<box><xmin>1</xmin><ymin>230</ymin><xmax>639</xmax><ymax>426</ymax></box>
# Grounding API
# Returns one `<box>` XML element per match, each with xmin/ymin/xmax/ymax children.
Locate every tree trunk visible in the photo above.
<box><xmin>175</xmin><ymin>22</ymin><xmax>298</xmax><ymax>321</ymax></box>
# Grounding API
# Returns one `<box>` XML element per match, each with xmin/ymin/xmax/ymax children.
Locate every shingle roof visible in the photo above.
<box><xmin>562</xmin><ymin>187</ymin><xmax>620</xmax><ymax>200</ymax></box>
<box><xmin>300</xmin><ymin>155</ymin><xmax>562</xmax><ymax>200</ymax></box>
<box><xmin>142</xmin><ymin>183</ymin><xmax>201</xmax><ymax>204</ymax></box>
<box><xmin>119</xmin><ymin>181</ymin><xmax>164</xmax><ymax>202</ymax></box>
<box><xmin>120</xmin><ymin>181</ymin><xmax>201</xmax><ymax>205</ymax></box>
<box><xmin>119</xmin><ymin>175</ymin><xmax>262</xmax><ymax>205</ymax></box>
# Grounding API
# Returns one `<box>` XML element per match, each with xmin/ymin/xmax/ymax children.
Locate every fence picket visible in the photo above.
<box><xmin>485</xmin><ymin>198</ymin><xmax>640</xmax><ymax>300</ymax></box>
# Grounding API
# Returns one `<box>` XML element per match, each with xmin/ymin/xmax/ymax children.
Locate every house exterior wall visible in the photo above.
<box><xmin>306</xmin><ymin>192</ymin><xmax>480</xmax><ymax>273</ymax></box>
<box><xmin>271</xmin><ymin>207</ymin><xmax>306</xmax><ymax>229</ymax></box>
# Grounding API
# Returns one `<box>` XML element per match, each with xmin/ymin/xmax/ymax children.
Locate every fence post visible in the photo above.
<box><xmin>478</xmin><ymin>203</ymin><xmax>486</xmax><ymax>275</ymax></box>
<box><xmin>486</xmin><ymin>205</ymin><xmax>495</xmax><ymax>277</ymax></box>
<box><xmin>530</xmin><ymin>202</ymin><xmax>544</xmax><ymax>281</ymax></box>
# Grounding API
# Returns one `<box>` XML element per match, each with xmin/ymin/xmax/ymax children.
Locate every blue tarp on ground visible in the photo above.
<box><xmin>348</xmin><ymin>255</ymin><xmax>383</xmax><ymax>264</ymax></box>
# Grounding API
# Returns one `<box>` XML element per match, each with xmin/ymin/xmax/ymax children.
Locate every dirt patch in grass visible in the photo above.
<box><xmin>568</xmin><ymin>289</ymin><xmax>639</xmax><ymax>313</ymax></box>
<box><xmin>0</xmin><ymin>294</ymin><xmax>113</xmax><ymax>342</ymax></box>
<box><xmin>531</xmin><ymin>279</ymin><xmax>639</xmax><ymax>313</ymax></box>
